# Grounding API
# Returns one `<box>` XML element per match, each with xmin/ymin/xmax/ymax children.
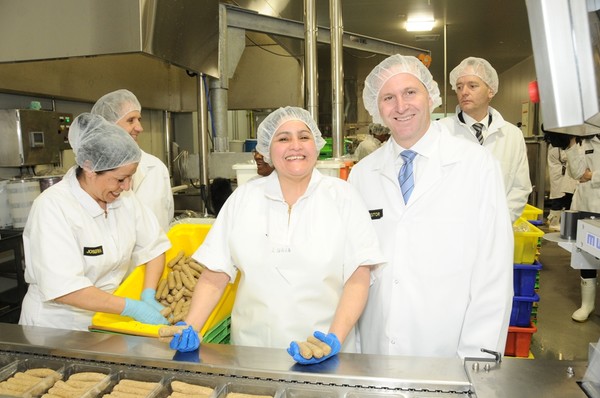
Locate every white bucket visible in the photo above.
<box><xmin>7</xmin><ymin>179</ymin><xmax>40</xmax><ymax>229</ymax></box>
<box><xmin>0</xmin><ymin>180</ymin><xmax>11</xmax><ymax>228</ymax></box>
<box><xmin>316</xmin><ymin>160</ymin><xmax>344</xmax><ymax>178</ymax></box>
<box><xmin>232</xmin><ymin>163</ymin><xmax>258</xmax><ymax>185</ymax></box>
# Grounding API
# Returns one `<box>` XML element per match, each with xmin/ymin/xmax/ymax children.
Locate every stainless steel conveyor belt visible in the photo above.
<box><xmin>0</xmin><ymin>323</ymin><xmax>590</xmax><ymax>397</ymax></box>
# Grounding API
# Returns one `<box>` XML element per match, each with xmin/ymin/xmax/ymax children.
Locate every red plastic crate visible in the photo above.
<box><xmin>505</xmin><ymin>322</ymin><xmax>537</xmax><ymax>357</ymax></box>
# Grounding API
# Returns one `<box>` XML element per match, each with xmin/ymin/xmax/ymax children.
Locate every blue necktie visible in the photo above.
<box><xmin>398</xmin><ymin>150</ymin><xmax>417</xmax><ymax>203</ymax></box>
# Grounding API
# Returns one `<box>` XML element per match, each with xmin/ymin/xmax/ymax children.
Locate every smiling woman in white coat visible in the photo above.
<box><xmin>348</xmin><ymin>54</ymin><xmax>514</xmax><ymax>359</ymax></box>
<box><xmin>164</xmin><ymin>106</ymin><xmax>385</xmax><ymax>365</ymax></box>
<box><xmin>19</xmin><ymin>113</ymin><xmax>171</xmax><ymax>331</ymax></box>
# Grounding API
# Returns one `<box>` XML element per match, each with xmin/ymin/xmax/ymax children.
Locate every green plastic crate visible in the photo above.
<box><xmin>203</xmin><ymin>316</ymin><xmax>231</xmax><ymax>344</ymax></box>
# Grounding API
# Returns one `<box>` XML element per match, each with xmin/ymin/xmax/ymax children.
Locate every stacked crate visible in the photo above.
<box><xmin>505</xmin><ymin>207</ymin><xmax>544</xmax><ymax>358</ymax></box>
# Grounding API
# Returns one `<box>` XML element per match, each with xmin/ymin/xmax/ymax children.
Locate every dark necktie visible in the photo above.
<box><xmin>398</xmin><ymin>150</ymin><xmax>417</xmax><ymax>203</ymax></box>
<box><xmin>473</xmin><ymin>123</ymin><xmax>484</xmax><ymax>145</ymax></box>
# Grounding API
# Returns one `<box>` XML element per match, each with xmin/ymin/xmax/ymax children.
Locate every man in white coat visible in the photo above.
<box><xmin>348</xmin><ymin>54</ymin><xmax>514</xmax><ymax>359</ymax></box>
<box><xmin>439</xmin><ymin>57</ymin><xmax>532</xmax><ymax>223</ymax></box>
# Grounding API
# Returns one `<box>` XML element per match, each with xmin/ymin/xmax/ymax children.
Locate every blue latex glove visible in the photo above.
<box><xmin>287</xmin><ymin>331</ymin><xmax>341</xmax><ymax>365</ymax></box>
<box><xmin>140</xmin><ymin>288</ymin><xmax>164</xmax><ymax>312</ymax></box>
<box><xmin>121</xmin><ymin>298</ymin><xmax>168</xmax><ymax>325</ymax></box>
<box><xmin>169</xmin><ymin>321</ymin><xmax>201</xmax><ymax>352</ymax></box>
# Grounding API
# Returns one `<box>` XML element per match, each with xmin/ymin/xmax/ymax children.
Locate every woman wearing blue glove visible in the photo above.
<box><xmin>165</xmin><ymin>107</ymin><xmax>384</xmax><ymax>363</ymax></box>
<box><xmin>19</xmin><ymin>113</ymin><xmax>171</xmax><ymax>331</ymax></box>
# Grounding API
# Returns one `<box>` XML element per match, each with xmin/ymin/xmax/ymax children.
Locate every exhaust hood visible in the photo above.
<box><xmin>0</xmin><ymin>0</ymin><xmax>218</xmax><ymax>76</ymax></box>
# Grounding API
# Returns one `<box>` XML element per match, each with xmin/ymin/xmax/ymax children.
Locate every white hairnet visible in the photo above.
<box><xmin>256</xmin><ymin>106</ymin><xmax>326</xmax><ymax>165</ymax></box>
<box><xmin>91</xmin><ymin>89</ymin><xmax>142</xmax><ymax>123</ymax></box>
<box><xmin>449</xmin><ymin>57</ymin><xmax>499</xmax><ymax>94</ymax></box>
<box><xmin>363</xmin><ymin>54</ymin><xmax>442</xmax><ymax>124</ymax></box>
<box><xmin>369</xmin><ymin>123</ymin><xmax>390</xmax><ymax>135</ymax></box>
<box><xmin>68</xmin><ymin>113</ymin><xmax>141</xmax><ymax>172</ymax></box>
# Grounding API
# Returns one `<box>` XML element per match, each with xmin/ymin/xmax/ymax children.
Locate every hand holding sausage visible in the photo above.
<box><xmin>287</xmin><ymin>331</ymin><xmax>341</xmax><ymax>365</ymax></box>
<box><xmin>168</xmin><ymin>321</ymin><xmax>201</xmax><ymax>352</ymax></box>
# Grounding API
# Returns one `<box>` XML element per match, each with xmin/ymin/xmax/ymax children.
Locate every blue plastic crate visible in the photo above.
<box><xmin>510</xmin><ymin>293</ymin><xmax>540</xmax><ymax>327</ymax></box>
<box><xmin>514</xmin><ymin>261</ymin><xmax>543</xmax><ymax>296</ymax></box>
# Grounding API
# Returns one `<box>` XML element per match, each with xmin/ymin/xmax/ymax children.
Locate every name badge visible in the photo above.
<box><xmin>585</xmin><ymin>149</ymin><xmax>594</xmax><ymax>154</ymax></box>
<box><xmin>369</xmin><ymin>209</ymin><xmax>383</xmax><ymax>220</ymax></box>
<box><xmin>83</xmin><ymin>246</ymin><xmax>104</xmax><ymax>256</ymax></box>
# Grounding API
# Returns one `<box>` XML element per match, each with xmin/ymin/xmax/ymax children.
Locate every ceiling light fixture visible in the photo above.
<box><xmin>406</xmin><ymin>16</ymin><xmax>435</xmax><ymax>32</ymax></box>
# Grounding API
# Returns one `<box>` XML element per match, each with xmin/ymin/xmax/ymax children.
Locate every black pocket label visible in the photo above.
<box><xmin>369</xmin><ymin>209</ymin><xmax>383</xmax><ymax>220</ymax></box>
<box><xmin>83</xmin><ymin>246</ymin><xmax>103</xmax><ymax>256</ymax></box>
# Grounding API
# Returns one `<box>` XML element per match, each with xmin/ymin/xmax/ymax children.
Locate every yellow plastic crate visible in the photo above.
<box><xmin>513</xmin><ymin>217</ymin><xmax>544</xmax><ymax>264</ymax></box>
<box><xmin>521</xmin><ymin>204</ymin><xmax>543</xmax><ymax>222</ymax></box>
<box><xmin>90</xmin><ymin>223</ymin><xmax>239</xmax><ymax>338</ymax></box>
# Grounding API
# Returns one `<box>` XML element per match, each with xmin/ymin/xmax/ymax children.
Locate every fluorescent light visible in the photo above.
<box><xmin>406</xmin><ymin>17</ymin><xmax>435</xmax><ymax>32</ymax></box>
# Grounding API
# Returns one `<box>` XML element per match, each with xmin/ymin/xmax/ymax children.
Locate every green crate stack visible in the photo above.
<box><xmin>203</xmin><ymin>316</ymin><xmax>231</xmax><ymax>344</ymax></box>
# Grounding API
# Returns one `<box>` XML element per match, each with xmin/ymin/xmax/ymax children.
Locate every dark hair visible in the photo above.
<box><xmin>209</xmin><ymin>178</ymin><xmax>233</xmax><ymax>216</ymax></box>
<box><xmin>541</xmin><ymin>124</ymin><xmax>572</xmax><ymax>150</ymax></box>
<box><xmin>75</xmin><ymin>166</ymin><xmax>112</xmax><ymax>178</ymax></box>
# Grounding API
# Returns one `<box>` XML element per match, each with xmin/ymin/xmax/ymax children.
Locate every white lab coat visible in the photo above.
<box><xmin>547</xmin><ymin>145</ymin><xmax>577</xmax><ymax>200</ymax></box>
<box><xmin>193</xmin><ymin>169</ymin><xmax>385</xmax><ymax>351</ymax></box>
<box><xmin>348</xmin><ymin>122</ymin><xmax>513</xmax><ymax>359</ymax></box>
<box><xmin>19</xmin><ymin>166</ymin><xmax>171</xmax><ymax>331</ymax></box>
<box><xmin>566</xmin><ymin>136</ymin><xmax>600</xmax><ymax>213</ymax></box>
<box><xmin>439</xmin><ymin>106</ymin><xmax>532</xmax><ymax>223</ymax></box>
<box><xmin>133</xmin><ymin>150</ymin><xmax>174</xmax><ymax>232</ymax></box>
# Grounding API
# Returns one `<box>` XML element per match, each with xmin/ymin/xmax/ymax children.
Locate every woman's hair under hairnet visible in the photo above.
<box><xmin>363</xmin><ymin>54</ymin><xmax>442</xmax><ymax>125</ymax></box>
<box><xmin>68</xmin><ymin>113</ymin><xmax>141</xmax><ymax>172</ymax></box>
<box><xmin>449</xmin><ymin>57</ymin><xmax>499</xmax><ymax>95</ymax></box>
<box><xmin>91</xmin><ymin>89</ymin><xmax>142</xmax><ymax>124</ymax></box>
<box><xmin>255</xmin><ymin>106</ymin><xmax>326</xmax><ymax>165</ymax></box>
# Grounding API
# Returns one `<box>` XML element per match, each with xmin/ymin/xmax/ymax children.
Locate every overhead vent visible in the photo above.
<box><xmin>415</xmin><ymin>34</ymin><xmax>440</xmax><ymax>42</ymax></box>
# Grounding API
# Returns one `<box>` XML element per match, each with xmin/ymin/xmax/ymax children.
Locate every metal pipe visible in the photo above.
<box><xmin>304</xmin><ymin>0</ymin><xmax>318</xmax><ymax>122</ymax></box>
<box><xmin>198</xmin><ymin>74</ymin><xmax>210</xmax><ymax>214</ymax></box>
<box><xmin>163</xmin><ymin>110</ymin><xmax>172</xmax><ymax>177</ymax></box>
<box><xmin>209</xmin><ymin>77</ymin><xmax>229</xmax><ymax>152</ymax></box>
<box><xmin>330</xmin><ymin>0</ymin><xmax>344</xmax><ymax>158</ymax></box>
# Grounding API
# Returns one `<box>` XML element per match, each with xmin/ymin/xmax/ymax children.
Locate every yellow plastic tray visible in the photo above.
<box><xmin>90</xmin><ymin>223</ymin><xmax>239</xmax><ymax>338</ymax></box>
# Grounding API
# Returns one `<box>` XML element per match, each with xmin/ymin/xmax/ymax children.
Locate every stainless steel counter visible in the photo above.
<box><xmin>0</xmin><ymin>323</ymin><xmax>591</xmax><ymax>397</ymax></box>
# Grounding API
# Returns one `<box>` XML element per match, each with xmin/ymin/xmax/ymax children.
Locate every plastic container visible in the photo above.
<box><xmin>521</xmin><ymin>204</ymin><xmax>543</xmax><ymax>223</ymax></box>
<box><xmin>232</xmin><ymin>163</ymin><xmax>258</xmax><ymax>185</ymax></box>
<box><xmin>229</xmin><ymin>140</ymin><xmax>245</xmax><ymax>152</ymax></box>
<box><xmin>216</xmin><ymin>381</ymin><xmax>280</xmax><ymax>398</ymax></box>
<box><xmin>91</xmin><ymin>223</ymin><xmax>239</xmax><ymax>339</ymax></box>
<box><xmin>244</xmin><ymin>139</ymin><xmax>257</xmax><ymax>152</ymax></box>
<box><xmin>513</xmin><ymin>217</ymin><xmax>544</xmax><ymax>264</ymax></box>
<box><xmin>7</xmin><ymin>178</ymin><xmax>40</xmax><ymax>228</ymax></box>
<box><xmin>505</xmin><ymin>322</ymin><xmax>537</xmax><ymax>357</ymax></box>
<box><xmin>166</xmin><ymin>374</ymin><xmax>221</xmax><ymax>397</ymax></box>
<box><xmin>0</xmin><ymin>180</ymin><xmax>11</xmax><ymax>228</ymax></box>
<box><xmin>0</xmin><ymin>358</ymin><xmax>65</xmax><ymax>398</ymax></box>
<box><xmin>102</xmin><ymin>369</ymin><xmax>164</xmax><ymax>398</ymax></box>
<box><xmin>316</xmin><ymin>160</ymin><xmax>344</xmax><ymax>178</ymax></box>
<box><xmin>510</xmin><ymin>293</ymin><xmax>540</xmax><ymax>327</ymax></box>
<box><xmin>59</xmin><ymin>363</ymin><xmax>112</xmax><ymax>398</ymax></box>
<box><xmin>514</xmin><ymin>261</ymin><xmax>543</xmax><ymax>296</ymax></box>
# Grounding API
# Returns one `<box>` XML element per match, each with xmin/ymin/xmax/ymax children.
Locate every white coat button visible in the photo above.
<box><xmin>391</xmin><ymin>339</ymin><xmax>396</xmax><ymax>345</ymax></box>
<box><xmin>394</xmin><ymin>279</ymin><xmax>399</xmax><ymax>284</ymax></box>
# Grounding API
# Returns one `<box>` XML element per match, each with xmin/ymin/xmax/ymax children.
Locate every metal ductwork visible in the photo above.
<box><xmin>0</xmin><ymin>0</ymin><xmax>218</xmax><ymax>75</ymax></box>
<box><xmin>0</xmin><ymin>0</ymin><xmax>219</xmax><ymax>111</ymax></box>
